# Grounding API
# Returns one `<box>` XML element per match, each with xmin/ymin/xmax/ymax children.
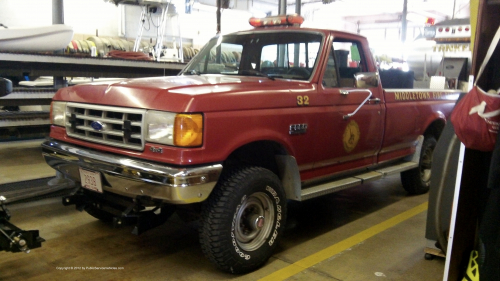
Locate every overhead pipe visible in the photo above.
<box><xmin>52</xmin><ymin>0</ymin><xmax>64</xmax><ymax>24</ymax></box>
<box><xmin>277</xmin><ymin>0</ymin><xmax>286</xmax><ymax>66</ymax></box>
<box><xmin>294</xmin><ymin>0</ymin><xmax>301</xmax><ymax>68</ymax></box>
<box><xmin>52</xmin><ymin>0</ymin><xmax>67</xmax><ymax>89</ymax></box>
<box><xmin>279</xmin><ymin>0</ymin><xmax>286</xmax><ymax>15</ymax></box>
<box><xmin>401</xmin><ymin>0</ymin><xmax>408</xmax><ymax>43</ymax></box>
<box><xmin>216</xmin><ymin>0</ymin><xmax>221</xmax><ymax>34</ymax></box>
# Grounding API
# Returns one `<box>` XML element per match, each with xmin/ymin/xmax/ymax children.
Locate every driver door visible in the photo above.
<box><xmin>312</xmin><ymin>38</ymin><xmax>384</xmax><ymax>176</ymax></box>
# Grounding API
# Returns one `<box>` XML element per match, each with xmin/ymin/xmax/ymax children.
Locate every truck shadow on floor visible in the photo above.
<box><xmin>281</xmin><ymin>174</ymin><xmax>413</xmax><ymax>248</ymax></box>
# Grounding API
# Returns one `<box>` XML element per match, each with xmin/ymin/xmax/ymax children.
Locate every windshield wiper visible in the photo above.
<box><xmin>257</xmin><ymin>72</ymin><xmax>275</xmax><ymax>81</ymax></box>
<box><xmin>184</xmin><ymin>70</ymin><xmax>201</xmax><ymax>76</ymax></box>
<box><xmin>240</xmin><ymin>70</ymin><xmax>275</xmax><ymax>80</ymax></box>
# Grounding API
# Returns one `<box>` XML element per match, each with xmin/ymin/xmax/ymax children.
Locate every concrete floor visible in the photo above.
<box><xmin>0</xmin><ymin>140</ymin><xmax>446</xmax><ymax>280</ymax></box>
<box><xmin>0</xmin><ymin>140</ymin><xmax>54</xmax><ymax>185</ymax></box>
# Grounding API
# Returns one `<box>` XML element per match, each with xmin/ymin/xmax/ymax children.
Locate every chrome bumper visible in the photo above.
<box><xmin>41</xmin><ymin>139</ymin><xmax>223</xmax><ymax>204</ymax></box>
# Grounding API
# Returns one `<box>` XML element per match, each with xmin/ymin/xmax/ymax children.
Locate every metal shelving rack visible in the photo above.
<box><xmin>0</xmin><ymin>51</ymin><xmax>186</xmax><ymax>130</ymax></box>
<box><xmin>0</xmin><ymin>51</ymin><xmax>184</xmax><ymax>79</ymax></box>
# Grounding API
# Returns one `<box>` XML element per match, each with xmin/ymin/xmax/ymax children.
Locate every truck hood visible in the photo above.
<box><xmin>54</xmin><ymin>75</ymin><xmax>316</xmax><ymax>112</ymax></box>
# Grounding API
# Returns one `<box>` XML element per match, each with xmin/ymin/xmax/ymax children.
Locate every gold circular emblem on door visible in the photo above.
<box><xmin>343</xmin><ymin>120</ymin><xmax>360</xmax><ymax>153</ymax></box>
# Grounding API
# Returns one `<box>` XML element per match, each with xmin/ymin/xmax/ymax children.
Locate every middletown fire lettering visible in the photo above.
<box><xmin>394</xmin><ymin>92</ymin><xmax>432</xmax><ymax>100</ymax></box>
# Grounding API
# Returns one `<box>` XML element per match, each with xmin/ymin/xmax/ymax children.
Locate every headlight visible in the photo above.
<box><xmin>50</xmin><ymin>101</ymin><xmax>67</xmax><ymax>127</ymax></box>
<box><xmin>145</xmin><ymin>111</ymin><xmax>203</xmax><ymax>147</ymax></box>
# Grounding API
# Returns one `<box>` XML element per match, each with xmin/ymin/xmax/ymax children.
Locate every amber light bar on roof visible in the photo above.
<box><xmin>249</xmin><ymin>14</ymin><xmax>304</xmax><ymax>27</ymax></box>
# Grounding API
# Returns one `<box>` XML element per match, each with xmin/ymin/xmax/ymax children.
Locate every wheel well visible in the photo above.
<box><xmin>424</xmin><ymin>119</ymin><xmax>445</xmax><ymax>140</ymax></box>
<box><xmin>224</xmin><ymin>141</ymin><xmax>287</xmax><ymax>177</ymax></box>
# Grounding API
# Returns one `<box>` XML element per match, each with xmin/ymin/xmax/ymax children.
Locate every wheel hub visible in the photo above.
<box><xmin>420</xmin><ymin>146</ymin><xmax>433</xmax><ymax>183</ymax></box>
<box><xmin>234</xmin><ymin>192</ymin><xmax>274</xmax><ymax>252</ymax></box>
<box><xmin>251</xmin><ymin>215</ymin><xmax>265</xmax><ymax>230</ymax></box>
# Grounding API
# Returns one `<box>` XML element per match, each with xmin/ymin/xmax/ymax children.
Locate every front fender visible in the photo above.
<box><xmin>203</xmin><ymin>111</ymin><xmax>300</xmax><ymax>164</ymax></box>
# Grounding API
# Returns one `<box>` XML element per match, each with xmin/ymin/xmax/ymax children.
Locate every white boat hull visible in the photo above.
<box><xmin>0</xmin><ymin>24</ymin><xmax>73</xmax><ymax>52</ymax></box>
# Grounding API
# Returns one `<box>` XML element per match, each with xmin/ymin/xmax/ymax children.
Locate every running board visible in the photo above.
<box><xmin>300</xmin><ymin>161</ymin><xmax>418</xmax><ymax>201</ymax></box>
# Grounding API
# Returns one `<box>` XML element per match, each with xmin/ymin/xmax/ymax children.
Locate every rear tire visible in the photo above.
<box><xmin>401</xmin><ymin>136</ymin><xmax>437</xmax><ymax>195</ymax></box>
<box><xmin>199</xmin><ymin>166</ymin><xmax>287</xmax><ymax>274</ymax></box>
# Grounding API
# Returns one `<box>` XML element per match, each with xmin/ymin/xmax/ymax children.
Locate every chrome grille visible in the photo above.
<box><xmin>65</xmin><ymin>103</ymin><xmax>146</xmax><ymax>151</ymax></box>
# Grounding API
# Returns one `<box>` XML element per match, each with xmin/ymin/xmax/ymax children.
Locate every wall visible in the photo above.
<box><xmin>0</xmin><ymin>0</ymin><xmax>52</xmax><ymax>27</ymax></box>
<box><xmin>0</xmin><ymin>0</ymin><xmax>265</xmax><ymax>49</ymax></box>
<box><xmin>0</xmin><ymin>0</ymin><xmax>120</xmax><ymax>37</ymax></box>
<box><xmin>301</xmin><ymin>5</ymin><xmax>357</xmax><ymax>32</ymax></box>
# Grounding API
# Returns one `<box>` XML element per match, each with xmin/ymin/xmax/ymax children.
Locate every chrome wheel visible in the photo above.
<box><xmin>235</xmin><ymin>192</ymin><xmax>275</xmax><ymax>252</ymax></box>
<box><xmin>420</xmin><ymin>145</ymin><xmax>433</xmax><ymax>185</ymax></box>
<box><xmin>401</xmin><ymin>136</ymin><xmax>437</xmax><ymax>195</ymax></box>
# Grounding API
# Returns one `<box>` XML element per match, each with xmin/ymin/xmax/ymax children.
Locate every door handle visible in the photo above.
<box><xmin>368</xmin><ymin>98</ymin><xmax>381</xmax><ymax>104</ymax></box>
<box><xmin>342</xmin><ymin>89</ymin><xmax>373</xmax><ymax>120</ymax></box>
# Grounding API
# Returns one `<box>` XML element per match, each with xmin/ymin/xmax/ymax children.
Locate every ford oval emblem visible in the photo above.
<box><xmin>90</xmin><ymin>121</ymin><xmax>106</xmax><ymax>131</ymax></box>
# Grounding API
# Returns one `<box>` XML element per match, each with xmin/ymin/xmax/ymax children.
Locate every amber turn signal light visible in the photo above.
<box><xmin>174</xmin><ymin>114</ymin><xmax>203</xmax><ymax>147</ymax></box>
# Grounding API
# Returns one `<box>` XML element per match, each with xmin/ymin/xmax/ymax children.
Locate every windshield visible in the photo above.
<box><xmin>181</xmin><ymin>32</ymin><xmax>323</xmax><ymax>80</ymax></box>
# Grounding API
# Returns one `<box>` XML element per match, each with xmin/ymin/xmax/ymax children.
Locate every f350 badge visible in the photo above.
<box><xmin>343</xmin><ymin>120</ymin><xmax>360</xmax><ymax>153</ymax></box>
<box><xmin>289</xmin><ymin>123</ymin><xmax>308</xmax><ymax>135</ymax></box>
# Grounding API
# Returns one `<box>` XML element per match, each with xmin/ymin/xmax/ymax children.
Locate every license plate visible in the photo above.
<box><xmin>79</xmin><ymin>168</ymin><xmax>103</xmax><ymax>193</ymax></box>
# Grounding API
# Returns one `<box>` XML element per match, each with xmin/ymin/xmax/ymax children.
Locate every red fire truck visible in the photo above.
<box><xmin>42</xmin><ymin>15</ymin><xmax>460</xmax><ymax>273</ymax></box>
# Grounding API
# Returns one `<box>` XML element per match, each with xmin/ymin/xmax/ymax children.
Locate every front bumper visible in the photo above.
<box><xmin>41</xmin><ymin>139</ymin><xmax>223</xmax><ymax>204</ymax></box>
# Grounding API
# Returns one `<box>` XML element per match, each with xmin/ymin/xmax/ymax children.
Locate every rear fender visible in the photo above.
<box><xmin>422</xmin><ymin>111</ymin><xmax>446</xmax><ymax>139</ymax></box>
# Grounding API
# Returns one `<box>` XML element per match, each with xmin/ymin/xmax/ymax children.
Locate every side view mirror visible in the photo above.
<box><xmin>0</xmin><ymin>78</ymin><xmax>13</xmax><ymax>97</ymax></box>
<box><xmin>354</xmin><ymin>72</ymin><xmax>379</xmax><ymax>88</ymax></box>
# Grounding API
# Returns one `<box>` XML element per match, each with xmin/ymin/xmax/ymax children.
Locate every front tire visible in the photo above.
<box><xmin>199</xmin><ymin>166</ymin><xmax>287</xmax><ymax>274</ymax></box>
<box><xmin>401</xmin><ymin>136</ymin><xmax>437</xmax><ymax>195</ymax></box>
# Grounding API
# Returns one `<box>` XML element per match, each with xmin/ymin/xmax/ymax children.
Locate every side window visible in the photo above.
<box><xmin>332</xmin><ymin>41</ymin><xmax>364</xmax><ymax>87</ymax></box>
<box><xmin>261</xmin><ymin>44</ymin><xmax>279</xmax><ymax>70</ymax></box>
<box><xmin>322</xmin><ymin>48</ymin><xmax>338</xmax><ymax>88</ymax></box>
<box><xmin>260</xmin><ymin>42</ymin><xmax>320</xmax><ymax>80</ymax></box>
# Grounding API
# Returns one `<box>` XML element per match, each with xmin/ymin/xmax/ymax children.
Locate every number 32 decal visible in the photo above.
<box><xmin>297</xmin><ymin>95</ymin><xmax>310</xmax><ymax>106</ymax></box>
